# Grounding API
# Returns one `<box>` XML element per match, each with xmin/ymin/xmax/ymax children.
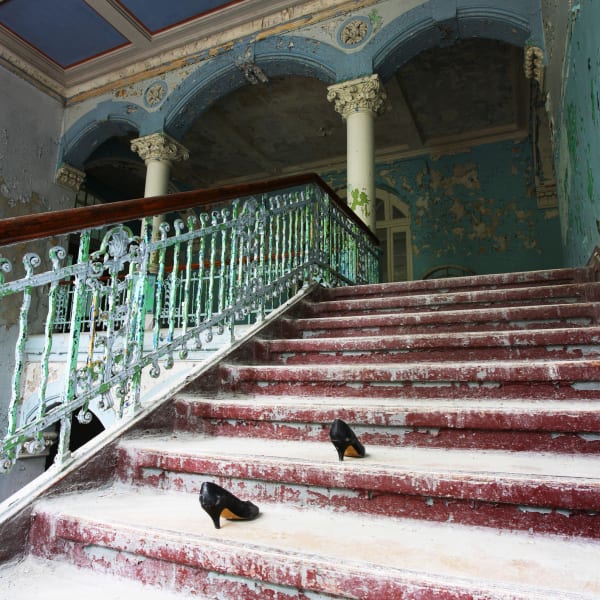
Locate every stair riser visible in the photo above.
<box><xmin>176</xmin><ymin>419</ymin><xmax>600</xmax><ymax>454</ymax></box>
<box><xmin>173</xmin><ymin>400</ymin><xmax>600</xmax><ymax>453</ymax></box>
<box><xmin>215</xmin><ymin>380</ymin><xmax>600</xmax><ymax>401</ymax></box>
<box><xmin>114</xmin><ymin>450</ymin><xmax>600</xmax><ymax>538</ymax></box>
<box><xmin>258</xmin><ymin>346</ymin><xmax>600</xmax><ymax>364</ymax></box>
<box><xmin>255</xmin><ymin>328</ymin><xmax>600</xmax><ymax>363</ymax></box>
<box><xmin>290</xmin><ymin>320</ymin><xmax>596</xmax><ymax>339</ymax></box>
<box><xmin>317</xmin><ymin>268</ymin><xmax>591</xmax><ymax>301</ymax></box>
<box><xmin>29</xmin><ymin>512</ymin><xmax>521</xmax><ymax>600</ymax></box>
<box><xmin>303</xmin><ymin>283</ymin><xmax>600</xmax><ymax>318</ymax></box>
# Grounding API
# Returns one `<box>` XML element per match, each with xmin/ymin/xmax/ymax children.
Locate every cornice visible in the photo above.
<box><xmin>1</xmin><ymin>0</ymin><xmax>374</xmax><ymax>104</ymax></box>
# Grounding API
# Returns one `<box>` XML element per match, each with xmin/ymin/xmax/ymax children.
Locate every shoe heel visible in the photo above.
<box><xmin>331</xmin><ymin>440</ymin><xmax>348</xmax><ymax>462</ymax></box>
<box><xmin>203</xmin><ymin>505</ymin><xmax>223</xmax><ymax>529</ymax></box>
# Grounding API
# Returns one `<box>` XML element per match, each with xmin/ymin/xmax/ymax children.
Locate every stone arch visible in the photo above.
<box><xmin>371</xmin><ymin>0</ymin><xmax>542</xmax><ymax>81</ymax></box>
<box><xmin>59</xmin><ymin>101</ymin><xmax>145</xmax><ymax>170</ymax></box>
<box><xmin>164</xmin><ymin>35</ymin><xmax>345</xmax><ymax>139</ymax></box>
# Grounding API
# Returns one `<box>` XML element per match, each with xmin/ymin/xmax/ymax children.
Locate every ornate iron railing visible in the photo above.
<box><xmin>0</xmin><ymin>174</ymin><xmax>379</xmax><ymax>474</ymax></box>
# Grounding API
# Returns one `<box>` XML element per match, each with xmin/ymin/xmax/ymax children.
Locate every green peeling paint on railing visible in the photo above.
<box><xmin>0</xmin><ymin>180</ymin><xmax>380</xmax><ymax>474</ymax></box>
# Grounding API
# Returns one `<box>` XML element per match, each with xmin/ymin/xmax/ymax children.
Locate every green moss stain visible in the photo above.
<box><xmin>350</xmin><ymin>188</ymin><xmax>370</xmax><ymax>216</ymax></box>
<box><xmin>587</xmin><ymin>158</ymin><xmax>595</xmax><ymax>203</ymax></box>
<box><xmin>368</xmin><ymin>10</ymin><xmax>383</xmax><ymax>32</ymax></box>
<box><xmin>591</xmin><ymin>78</ymin><xmax>597</xmax><ymax>124</ymax></box>
<box><xmin>566</xmin><ymin>102</ymin><xmax>579</xmax><ymax>161</ymax></box>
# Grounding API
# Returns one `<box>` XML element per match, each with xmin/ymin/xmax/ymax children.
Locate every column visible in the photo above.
<box><xmin>327</xmin><ymin>74</ymin><xmax>387</xmax><ymax>231</ymax></box>
<box><xmin>130</xmin><ymin>132</ymin><xmax>189</xmax><ymax>246</ymax></box>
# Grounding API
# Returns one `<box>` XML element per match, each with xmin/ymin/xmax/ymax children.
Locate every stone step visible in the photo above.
<box><xmin>253</xmin><ymin>326</ymin><xmax>600</xmax><ymax>364</ymax></box>
<box><xmin>282</xmin><ymin>302</ymin><xmax>600</xmax><ymax>338</ymax></box>
<box><xmin>172</xmin><ymin>394</ymin><xmax>600</xmax><ymax>453</ymax></box>
<box><xmin>115</xmin><ymin>435</ymin><xmax>600</xmax><ymax>537</ymax></box>
<box><xmin>28</xmin><ymin>485</ymin><xmax>600</xmax><ymax>598</ymax></box>
<box><xmin>0</xmin><ymin>555</ymin><xmax>204</xmax><ymax>600</ymax></box>
<box><xmin>318</xmin><ymin>267</ymin><xmax>594</xmax><ymax>301</ymax></box>
<box><xmin>212</xmin><ymin>358</ymin><xmax>600</xmax><ymax>399</ymax></box>
<box><xmin>301</xmin><ymin>283</ymin><xmax>600</xmax><ymax>318</ymax></box>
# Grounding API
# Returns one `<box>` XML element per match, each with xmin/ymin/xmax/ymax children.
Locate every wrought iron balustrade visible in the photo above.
<box><xmin>0</xmin><ymin>174</ymin><xmax>380</xmax><ymax>475</ymax></box>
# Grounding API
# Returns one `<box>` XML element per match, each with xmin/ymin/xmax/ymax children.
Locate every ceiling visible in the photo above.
<box><xmin>0</xmin><ymin>1</ymin><xmax>530</xmax><ymax>201</ymax></box>
<box><xmin>83</xmin><ymin>38</ymin><xmax>528</xmax><ymax>200</ymax></box>
<box><xmin>0</xmin><ymin>0</ymin><xmax>308</xmax><ymax>92</ymax></box>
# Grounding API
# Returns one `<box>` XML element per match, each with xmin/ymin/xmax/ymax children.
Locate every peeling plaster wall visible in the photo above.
<box><xmin>0</xmin><ymin>65</ymin><xmax>71</xmax><ymax>438</ymax></box>
<box><xmin>326</xmin><ymin>139</ymin><xmax>562</xmax><ymax>279</ymax></box>
<box><xmin>555</xmin><ymin>1</ymin><xmax>600</xmax><ymax>267</ymax></box>
<box><xmin>541</xmin><ymin>0</ymin><xmax>571</xmax><ymax>131</ymax></box>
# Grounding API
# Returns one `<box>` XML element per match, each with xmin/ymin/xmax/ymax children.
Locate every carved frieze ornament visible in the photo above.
<box><xmin>524</xmin><ymin>46</ymin><xmax>545</xmax><ymax>85</ymax></box>
<box><xmin>327</xmin><ymin>74</ymin><xmax>388</xmax><ymax>119</ymax></box>
<box><xmin>55</xmin><ymin>163</ymin><xmax>86</xmax><ymax>191</ymax></box>
<box><xmin>144</xmin><ymin>80</ymin><xmax>167</xmax><ymax>107</ymax></box>
<box><xmin>130</xmin><ymin>132</ymin><xmax>190</xmax><ymax>164</ymax></box>
<box><xmin>340</xmin><ymin>18</ymin><xmax>370</xmax><ymax>46</ymax></box>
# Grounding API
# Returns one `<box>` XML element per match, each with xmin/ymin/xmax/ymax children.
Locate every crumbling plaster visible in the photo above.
<box><xmin>0</xmin><ymin>66</ymin><xmax>76</xmax><ymax>437</ymax></box>
<box><xmin>325</xmin><ymin>139</ymin><xmax>561</xmax><ymax>278</ymax></box>
<box><xmin>555</xmin><ymin>0</ymin><xmax>600</xmax><ymax>266</ymax></box>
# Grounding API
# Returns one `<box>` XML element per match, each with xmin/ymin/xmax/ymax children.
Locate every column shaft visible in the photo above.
<box><xmin>327</xmin><ymin>74</ymin><xmax>387</xmax><ymax>232</ymax></box>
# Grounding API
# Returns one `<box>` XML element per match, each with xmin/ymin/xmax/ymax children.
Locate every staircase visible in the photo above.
<box><xmin>2</xmin><ymin>266</ymin><xmax>600</xmax><ymax>598</ymax></box>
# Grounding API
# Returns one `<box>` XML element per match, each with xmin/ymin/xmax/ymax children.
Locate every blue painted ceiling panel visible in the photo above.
<box><xmin>0</xmin><ymin>0</ymin><xmax>128</xmax><ymax>68</ymax></box>
<box><xmin>117</xmin><ymin>0</ymin><xmax>242</xmax><ymax>33</ymax></box>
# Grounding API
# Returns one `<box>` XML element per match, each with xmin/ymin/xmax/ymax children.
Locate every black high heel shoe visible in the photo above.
<box><xmin>199</xmin><ymin>481</ymin><xmax>260</xmax><ymax>529</ymax></box>
<box><xmin>329</xmin><ymin>418</ymin><xmax>365</xmax><ymax>461</ymax></box>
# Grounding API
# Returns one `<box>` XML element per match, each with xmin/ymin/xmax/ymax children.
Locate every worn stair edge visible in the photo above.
<box><xmin>253</xmin><ymin>327</ymin><xmax>600</xmax><ymax>363</ymax></box>
<box><xmin>171</xmin><ymin>395</ymin><xmax>600</xmax><ymax>453</ymax></box>
<box><xmin>317</xmin><ymin>266</ymin><xmax>595</xmax><ymax>301</ymax></box>
<box><xmin>219</xmin><ymin>359</ymin><xmax>600</xmax><ymax>383</ymax></box>
<box><xmin>283</xmin><ymin>303</ymin><xmax>600</xmax><ymax>338</ymax></box>
<box><xmin>28</xmin><ymin>486</ymin><xmax>600</xmax><ymax>599</ymax></box>
<box><xmin>302</xmin><ymin>283</ymin><xmax>600</xmax><ymax>317</ymax></box>
<box><xmin>0</xmin><ymin>555</ymin><xmax>207</xmax><ymax>600</ymax></box>
<box><xmin>115</xmin><ymin>435</ymin><xmax>600</xmax><ymax>537</ymax></box>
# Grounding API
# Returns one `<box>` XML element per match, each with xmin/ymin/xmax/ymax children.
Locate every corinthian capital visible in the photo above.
<box><xmin>327</xmin><ymin>74</ymin><xmax>388</xmax><ymax>119</ymax></box>
<box><xmin>130</xmin><ymin>132</ymin><xmax>190</xmax><ymax>163</ymax></box>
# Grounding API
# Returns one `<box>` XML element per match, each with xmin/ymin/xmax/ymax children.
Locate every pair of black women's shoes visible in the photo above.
<box><xmin>199</xmin><ymin>418</ymin><xmax>364</xmax><ymax>529</ymax></box>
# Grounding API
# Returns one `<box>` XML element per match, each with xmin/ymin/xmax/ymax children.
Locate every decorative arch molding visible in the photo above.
<box><xmin>59</xmin><ymin>101</ymin><xmax>146</xmax><ymax>170</ymax></box>
<box><xmin>372</xmin><ymin>0</ymin><xmax>543</xmax><ymax>81</ymax></box>
<box><xmin>164</xmin><ymin>35</ymin><xmax>343</xmax><ymax>139</ymax></box>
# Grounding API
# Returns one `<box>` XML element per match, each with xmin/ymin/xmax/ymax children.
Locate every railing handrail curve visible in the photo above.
<box><xmin>0</xmin><ymin>173</ymin><xmax>379</xmax><ymax>247</ymax></box>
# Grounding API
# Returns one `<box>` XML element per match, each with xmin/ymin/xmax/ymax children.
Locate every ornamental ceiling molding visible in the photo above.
<box><xmin>338</xmin><ymin>16</ymin><xmax>372</xmax><ymax>48</ymax></box>
<box><xmin>64</xmin><ymin>0</ymin><xmax>383</xmax><ymax>105</ymax></box>
<box><xmin>327</xmin><ymin>74</ymin><xmax>388</xmax><ymax>119</ymax></box>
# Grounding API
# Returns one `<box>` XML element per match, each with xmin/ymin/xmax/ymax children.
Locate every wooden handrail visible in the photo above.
<box><xmin>0</xmin><ymin>173</ymin><xmax>379</xmax><ymax>247</ymax></box>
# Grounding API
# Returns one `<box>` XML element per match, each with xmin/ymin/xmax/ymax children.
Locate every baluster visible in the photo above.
<box><xmin>206</xmin><ymin>211</ymin><xmax>218</xmax><ymax>325</ymax></box>
<box><xmin>55</xmin><ymin>230</ymin><xmax>92</xmax><ymax>466</ymax></box>
<box><xmin>194</xmin><ymin>214</ymin><xmax>208</xmax><ymax>348</ymax></box>
<box><xmin>179</xmin><ymin>216</ymin><xmax>197</xmax><ymax>358</ymax></box>
<box><xmin>33</xmin><ymin>246</ymin><xmax>65</xmax><ymax>454</ymax></box>
<box><xmin>266</xmin><ymin>196</ymin><xmax>276</xmax><ymax>295</ymax></box>
<box><xmin>7</xmin><ymin>253</ymin><xmax>41</xmax><ymax>462</ymax></box>
<box><xmin>256</xmin><ymin>200</ymin><xmax>266</xmax><ymax>321</ymax></box>
<box><xmin>227</xmin><ymin>201</ymin><xmax>240</xmax><ymax>341</ymax></box>
<box><xmin>151</xmin><ymin>222</ymin><xmax>169</xmax><ymax>356</ymax></box>
<box><xmin>218</xmin><ymin>208</ymin><xmax>229</xmax><ymax>316</ymax></box>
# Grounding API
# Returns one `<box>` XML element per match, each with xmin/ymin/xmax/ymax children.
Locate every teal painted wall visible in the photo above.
<box><xmin>325</xmin><ymin>138</ymin><xmax>562</xmax><ymax>279</ymax></box>
<box><xmin>556</xmin><ymin>0</ymin><xmax>600</xmax><ymax>266</ymax></box>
